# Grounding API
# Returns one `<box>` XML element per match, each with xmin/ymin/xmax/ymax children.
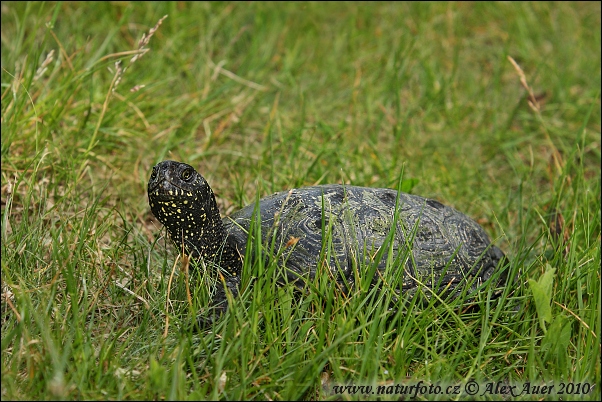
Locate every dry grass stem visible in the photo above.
<box><xmin>507</xmin><ymin>55</ymin><xmax>541</xmax><ymax>113</ymax></box>
<box><xmin>33</xmin><ymin>50</ymin><xmax>54</xmax><ymax>82</ymax></box>
<box><xmin>507</xmin><ymin>55</ymin><xmax>564</xmax><ymax>175</ymax></box>
<box><xmin>163</xmin><ymin>253</ymin><xmax>181</xmax><ymax>343</ymax></box>
<box><xmin>209</xmin><ymin>59</ymin><xmax>269</xmax><ymax>92</ymax></box>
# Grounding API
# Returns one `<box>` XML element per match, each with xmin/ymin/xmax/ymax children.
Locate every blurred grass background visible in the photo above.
<box><xmin>1</xmin><ymin>2</ymin><xmax>600</xmax><ymax>400</ymax></box>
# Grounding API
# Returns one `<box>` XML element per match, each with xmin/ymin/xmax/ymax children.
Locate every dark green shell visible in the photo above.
<box><xmin>224</xmin><ymin>185</ymin><xmax>505</xmax><ymax>295</ymax></box>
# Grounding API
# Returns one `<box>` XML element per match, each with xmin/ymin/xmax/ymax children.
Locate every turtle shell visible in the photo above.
<box><xmin>224</xmin><ymin>185</ymin><xmax>506</xmax><ymax>296</ymax></box>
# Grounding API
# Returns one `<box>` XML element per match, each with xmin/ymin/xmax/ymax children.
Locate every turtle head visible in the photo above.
<box><xmin>148</xmin><ymin>160</ymin><xmax>224</xmax><ymax>257</ymax></box>
<box><xmin>148</xmin><ymin>161</ymin><xmax>243</xmax><ymax>324</ymax></box>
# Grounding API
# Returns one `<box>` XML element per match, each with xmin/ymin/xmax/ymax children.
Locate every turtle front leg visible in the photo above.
<box><xmin>196</xmin><ymin>275</ymin><xmax>240</xmax><ymax>328</ymax></box>
<box><xmin>197</xmin><ymin>298</ymin><xmax>228</xmax><ymax>328</ymax></box>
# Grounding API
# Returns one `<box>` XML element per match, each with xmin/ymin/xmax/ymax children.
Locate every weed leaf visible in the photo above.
<box><xmin>528</xmin><ymin>265</ymin><xmax>556</xmax><ymax>331</ymax></box>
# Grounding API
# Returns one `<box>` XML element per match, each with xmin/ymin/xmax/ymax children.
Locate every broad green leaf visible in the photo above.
<box><xmin>542</xmin><ymin>315</ymin><xmax>572</xmax><ymax>369</ymax></box>
<box><xmin>528</xmin><ymin>266</ymin><xmax>556</xmax><ymax>331</ymax></box>
<box><xmin>400</xmin><ymin>178</ymin><xmax>419</xmax><ymax>194</ymax></box>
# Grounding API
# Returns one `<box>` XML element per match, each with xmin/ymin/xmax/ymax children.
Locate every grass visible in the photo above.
<box><xmin>1</xmin><ymin>1</ymin><xmax>600</xmax><ymax>400</ymax></box>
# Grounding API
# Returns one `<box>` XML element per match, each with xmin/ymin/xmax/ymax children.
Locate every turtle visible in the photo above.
<box><xmin>148</xmin><ymin>160</ymin><xmax>508</xmax><ymax>326</ymax></box>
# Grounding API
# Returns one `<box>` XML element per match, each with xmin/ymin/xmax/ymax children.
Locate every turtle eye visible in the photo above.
<box><xmin>181</xmin><ymin>168</ymin><xmax>194</xmax><ymax>181</ymax></box>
